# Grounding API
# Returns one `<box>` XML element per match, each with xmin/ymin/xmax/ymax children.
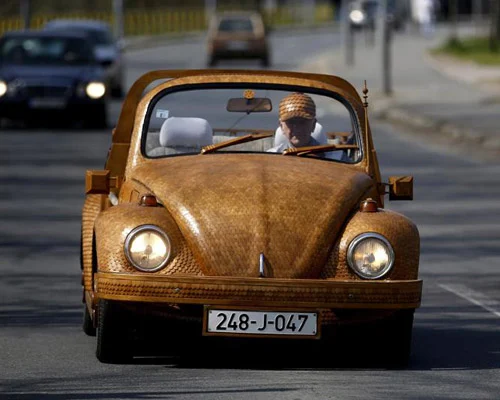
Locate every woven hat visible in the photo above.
<box><xmin>279</xmin><ymin>92</ymin><xmax>316</xmax><ymax>121</ymax></box>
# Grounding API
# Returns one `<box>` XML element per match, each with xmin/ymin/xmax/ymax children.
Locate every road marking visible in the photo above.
<box><xmin>439</xmin><ymin>284</ymin><xmax>500</xmax><ymax>318</ymax></box>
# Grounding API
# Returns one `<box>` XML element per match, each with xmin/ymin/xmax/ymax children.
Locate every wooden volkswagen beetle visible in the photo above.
<box><xmin>81</xmin><ymin>69</ymin><xmax>421</xmax><ymax>365</ymax></box>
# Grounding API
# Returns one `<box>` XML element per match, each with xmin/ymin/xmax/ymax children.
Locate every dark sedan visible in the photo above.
<box><xmin>0</xmin><ymin>30</ymin><xmax>109</xmax><ymax>128</ymax></box>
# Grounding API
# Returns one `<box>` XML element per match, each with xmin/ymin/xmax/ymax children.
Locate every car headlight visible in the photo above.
<box><xmin>0</xmin><ymin>81</ymin><xmax>7</xmax><ymax>97</ymax></box>
<box><xmin>85</xmin><ymin>82</ymin><xmax>106</xmax><ymax>99</ymax></box>
<box><xmin>349</xmin><ymin>10</ymin><xmax>365</xmax><ymax>24</ymax></box>
<box><xmin>347</xmin><ymin>233</ymin><xmax>394</xmax><ymax>279</ymax></box>
<box><xmin>124</xmin><ymin>225</ymin><xmax>172</xmax><ymax>272</ymax></box>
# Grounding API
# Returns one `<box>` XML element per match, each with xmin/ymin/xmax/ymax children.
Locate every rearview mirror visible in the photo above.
<box><xmin>227</xmin><ymin>97</ymin><xmax>272</xmax><ymax>113</ymax></box>
<box><xmin>388</xmin><ymin>176</ymin><xmax>413</xmax><ymax>201</ymax></box>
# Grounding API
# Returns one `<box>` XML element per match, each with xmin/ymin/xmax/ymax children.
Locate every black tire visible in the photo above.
<box><xmin>383</xmin><ymin>309</ymin><xmax>415</xmax><ymax>368</ymax></box>
<box><xmin>332</xmin><ymin>309</ymin><xmax>415</xmax><ymax>368</ymax></box>
<box><xmin>83</xmin><ymin>304</ymin><xmax>96</xmax><ymax>336</ymax></box>
<box><xmin>96</xmin><ymin>299</ymin><xmax>132</xmax><ymax>363</ymax></box>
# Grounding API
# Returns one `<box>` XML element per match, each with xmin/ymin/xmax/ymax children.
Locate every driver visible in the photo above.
<box><xmin>267</xmin><ymin>92</ymin><xmax>321</xmax><ymax>153</ymax></box>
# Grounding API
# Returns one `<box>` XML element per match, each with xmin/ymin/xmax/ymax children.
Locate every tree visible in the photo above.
<box><xmin>490</xmin><ymin>0</ymin><xmax>500</xmax><ymax>52</ymax></box>
<box><xmin>448</xmin><ymin>0</ymin><xmax>459</xmax><ymax>44</ymax></box>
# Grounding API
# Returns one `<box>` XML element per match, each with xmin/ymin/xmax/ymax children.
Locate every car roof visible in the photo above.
<box><xmin>44</xmin><ymin>19</ymin><xmax>111</xmax><ymax>31</ymax></box>
<box><xmin>1</xmin><ymin>29</ymin><xmax>91</xmax><ymax>39</ymax></box>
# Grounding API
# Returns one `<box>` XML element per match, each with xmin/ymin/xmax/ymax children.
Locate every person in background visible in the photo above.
<box><xmin>412</xmin><ymin>0</ymin><xmax>437</xmax><ymax>37</ymax></box>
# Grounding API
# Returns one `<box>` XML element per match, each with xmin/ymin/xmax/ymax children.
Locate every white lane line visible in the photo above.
<box><xmin>439</xmin><ymin>284</ymin><xmax>500</xmax><ymax>318</ymax></box>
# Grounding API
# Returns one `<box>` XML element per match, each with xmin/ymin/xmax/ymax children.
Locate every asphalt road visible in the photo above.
<box><xmin>1</xmin><ymin>28</ymin><xmax>499</xmax><ymax>399</ymax></box>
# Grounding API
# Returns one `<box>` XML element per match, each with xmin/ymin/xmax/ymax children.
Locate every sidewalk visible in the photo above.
<box><xmin>301</xmin><ymin>23</ymin><xmax>500</xmax><ymax>163</ymax></box>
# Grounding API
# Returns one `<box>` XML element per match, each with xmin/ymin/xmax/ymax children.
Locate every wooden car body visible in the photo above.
<box><xmin>81</xmin><ymin>69</ymin><xmax>421</xmax><ymax>364</ymax></box>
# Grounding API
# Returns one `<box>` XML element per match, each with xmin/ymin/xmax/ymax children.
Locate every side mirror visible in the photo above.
<box><xmin>85</xmin><ymin>170</ymin><xmax>121</xmax><ymax>194</ymax></box>
<box><xmin>388</xmin><ymin>176</ymin><xmax>413</xmax><ymax>200</ymax></box>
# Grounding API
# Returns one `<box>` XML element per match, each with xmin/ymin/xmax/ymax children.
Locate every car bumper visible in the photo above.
<box><xmin>0</xmin><ymin>98</ymin><xmax>106</xmax><ymax>118</ymax></box>
<box><xmin>96</xmin><ymin>272</ymin><xmax>422</xmax><ymax>309</ymax></box>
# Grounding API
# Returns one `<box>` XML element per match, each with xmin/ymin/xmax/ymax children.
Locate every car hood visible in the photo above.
<box><xmin>0</xmin><ymin>65</ymin><xmax>102</xmax><ymax>83</ymax></box>
<box><xmin>133</xmin><ymin>154</ymin><xmax>373</xmax><ymax>278</ymax></box>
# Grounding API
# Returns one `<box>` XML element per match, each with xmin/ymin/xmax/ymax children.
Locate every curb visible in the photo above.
<box><xmin>376</xmin><ymin>105</ymin><xmax>500</xmax><ymax>161</ymax></box>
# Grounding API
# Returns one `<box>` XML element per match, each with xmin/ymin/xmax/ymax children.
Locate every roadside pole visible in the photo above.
<box><xmin>472</xmin><ymin>0</ymin><xmax>483</xmax><ymax>34</ymax></box>
<box><xmin>205</xmin><ymin>0</ymin><xmax>217</xmax><ymax>24</ymax></box>
<box><xmin>20</xmin><ymin>0</ymin><xmax>31</xmax><ymax>29</ymax></box>
<box><xmin>342</xmin><ymin>0</ymin><xmax>355</xmax><ymax>66</ymax></box>
<box><xmin>113</xmin><ymin>0</ymin><xmax>124</xmax><ymax>42</ymax></box>
<box><xmin>381</xmin><ymin>0</ymin><xmax>392</xmax><ymax>95</ymax></box>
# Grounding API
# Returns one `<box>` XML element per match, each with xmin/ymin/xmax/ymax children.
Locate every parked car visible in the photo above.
<box><xmin>43</xmin><ymin>19</ymin><xmax>125</xmax><ymax>97</ymax></box>
<box><xmin>82</xmin><ymin>69</ymin><xmax>422</xmax><ymax>365</ymax></box>
<box><xmin>0</xmin><ymin>30</ymin><xmax>108</xmax><ymax>127</ymax></box>
<box><xmin>206</xmin><ymin>12</ymin><xmax>270</xmax><ymax>67</ymax></box>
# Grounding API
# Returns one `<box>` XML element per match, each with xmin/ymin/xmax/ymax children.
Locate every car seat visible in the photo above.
<box><xmin>148</xmin><ymin>117</ymin><xmax>213</xmax><ymax>156</ymax></box>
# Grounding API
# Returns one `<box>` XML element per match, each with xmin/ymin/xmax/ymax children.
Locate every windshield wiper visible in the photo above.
<box><xmin>283</xmin><ymin>144</ymin><xmax>358</xmax><ymax>156</ymax></box>
<box><xmin>201</xmin><ymin>133</ymin><xmax>273</xmax><ymax>154</ymax></box>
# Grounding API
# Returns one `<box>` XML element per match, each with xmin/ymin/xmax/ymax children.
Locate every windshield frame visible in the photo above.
<box><xmin>140</xmin><ymin>82</ymin><xmax>364</xmax><ymax>163</ymax></box>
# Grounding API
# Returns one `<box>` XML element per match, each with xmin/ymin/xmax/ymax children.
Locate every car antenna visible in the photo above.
<box><xmin>362</xmin><ymin>80</ymin><xmax>372</xmax><ymax>175</ymax></box>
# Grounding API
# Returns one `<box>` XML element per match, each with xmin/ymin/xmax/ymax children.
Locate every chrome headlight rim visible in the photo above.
<box><xmin>124</xmin><ymin>224</ymin><xmax>171</xmax><ymax>272</ymax></box>
<box><xmin>347</xmin><ymin>232</ymin><xmax>395</xmax><ymax>280</ymax></box>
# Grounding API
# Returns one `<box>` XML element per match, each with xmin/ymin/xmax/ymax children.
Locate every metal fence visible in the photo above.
<box><xmin>0</xmin><ymin>3</ymin><xmax>335</xmax><ymax>37</ymax></box>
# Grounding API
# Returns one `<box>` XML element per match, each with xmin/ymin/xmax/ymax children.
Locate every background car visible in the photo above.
<box><xmin>206</xmin><ymin>11</ymin><xmax>270</xmax><ymax>67</ymax></box>
<box><xmin>0</xmin><ymin>30</ymin><xmax>108</xmax><ymax>128</ymax></box>
<box><xmin>43</xmin><ymin>19</ymin><xmax>125</xmax><ymax>98</ymax></box>
<box><xmin>348</xmin><ymin>0</ymin><xmax>379</xmax><ymax>32</ymax></box>
<box><xmin>82</xmin><ymin>69</ymin><xmax>421</xmax><ymax>365</ymax></box>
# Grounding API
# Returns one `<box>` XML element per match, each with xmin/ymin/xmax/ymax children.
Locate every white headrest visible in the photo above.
<box><xmin>273</xmin><ymin>122</ymin><xmax>326</xmax><ymax>147</ymax></box>
<box><xmin>159</xmin><ymin>117</ymin><xmax>213</xmax><ymax>148</ymax></box>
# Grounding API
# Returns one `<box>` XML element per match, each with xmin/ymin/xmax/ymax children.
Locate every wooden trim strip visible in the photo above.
<box><xmin>96</xmin><ymin>273</ymin><xmax>422</xmax><ymax>309</ymax></box>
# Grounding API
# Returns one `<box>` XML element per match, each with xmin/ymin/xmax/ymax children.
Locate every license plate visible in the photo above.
<box><xmin>29</xmin><ymin>98</ymin><xmax>67</xmax><ymax>109</ymax></box>
<box><xmin>227</xmin><ymin>41</ymin><xmax>249</xmax><ymax>51</ymax></box>
<box><xmin>205</xmin><ymin>308</ymin><xmax>318</xmax><ymax>337</ymax></box>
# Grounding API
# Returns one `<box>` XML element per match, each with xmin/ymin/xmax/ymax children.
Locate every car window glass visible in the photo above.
<box><xmin>0</xmin><ymin>36</ymin><xmax>93</xmax><ymax>65</ymax></box>
<box><xmin>143</xmin><ymin>87</ymin><xmax>360</xmax><ymax>163</ymax></box>
<box><xmin>81</xmin><ymin>29</ymin><xmax>113</xmax><ymax>45</ymax></box>
<box><xmin>218</xmin><ymin>18</ymin><xmax>254</xmax><ymax>33</ymax></box>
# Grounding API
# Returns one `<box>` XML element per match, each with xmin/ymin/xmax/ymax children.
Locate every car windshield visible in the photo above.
<box><xmin>143</xmin><ymin>86</ymin><xmax>361</xmax><ymax>163</ymax></box>
<box><xmin>0</xmin><ymin>36</ymin><xmax>93</xmax><ymax>65</ymax></box>
<box><xmin>218</xmin><ymin>18</ymin><xmax>254</xmax><ymax>32</ymax></box>
<box><xmin>73</xmin><ymin>28</ymin><xmax>113</xmax><ymax>45</ymax></box>
<box><xmin>45</xmin><ymin>23</ymin><xmax>114</xmax><ymax>45</ymax></box>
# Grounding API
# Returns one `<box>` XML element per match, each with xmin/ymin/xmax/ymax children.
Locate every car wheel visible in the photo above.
<box><xmin>96</xmin><ymin>299</ymin><xmax>132</xmax><ymax>363</ymax></box>
<box><xmin>383</xmin><ymin>309</ymin><xmax>415</xmax><ymax>368</ymax></box>
<box><xmin>332</xmin><ymin>309</ymin><xmax>415</xmax><ymax>368</ymax></box>
<box><xmin>83</xmin><ymin>304</ymin><xmax>96</xmax><ymax>336</ymax></box>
